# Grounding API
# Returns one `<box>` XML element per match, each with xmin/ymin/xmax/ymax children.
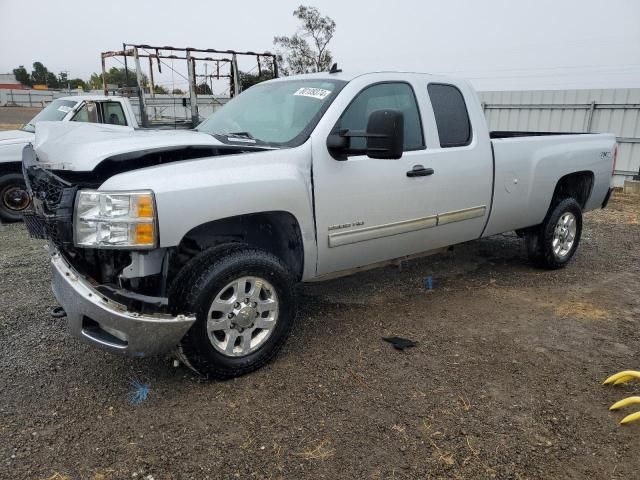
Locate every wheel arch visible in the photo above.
<box><xmin>549</xmin><ymin>170</ymin><xmax>594</xmax><ymax>210</ymax></box>
<box><xmin>0</xmin><ymin>161</ymin><xmax>23</xmax><ymax>175</ymax></box>
<box><xmin>170</xmin><ymin>210</ymin><xmax>306</xmax><ymax>282</ymax></box>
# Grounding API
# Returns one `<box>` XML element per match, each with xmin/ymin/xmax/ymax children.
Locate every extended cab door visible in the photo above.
<box><xmin>311</xmin><ymin>74</ymin><xmax>493</xmax><ymax>276</ymax></box>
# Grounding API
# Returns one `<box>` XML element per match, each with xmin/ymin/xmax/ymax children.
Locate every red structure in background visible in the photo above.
<box><xmin>0</xmin><ymin>74</ymin><xmax>27</xmax><ymax>89</ymax></box>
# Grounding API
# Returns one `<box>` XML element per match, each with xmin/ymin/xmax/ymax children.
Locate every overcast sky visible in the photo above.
<box><xmin>1</xmin><ymin>0</ymin><xmax>639</xmax><ymax>92</ymax></box>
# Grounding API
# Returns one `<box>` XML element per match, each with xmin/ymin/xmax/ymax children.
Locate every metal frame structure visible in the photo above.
<box><xmin>100</xmin><ymin>43</ymin><xmax>278</xmax><ymax>127</ymax></box>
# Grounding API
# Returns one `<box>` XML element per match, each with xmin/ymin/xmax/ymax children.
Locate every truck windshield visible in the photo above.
<box><xmin>21</xmin><ymin>99</ymin><xmax>78</xmax><ymax>133</ymax></box>
<box><xmin>196</xmin><ymin>79</ymin><xmax>347</xmax><ymax>147</ymax></box>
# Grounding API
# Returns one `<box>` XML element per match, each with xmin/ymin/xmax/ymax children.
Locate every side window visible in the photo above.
<box><xmin>71</xmin><ymin>102</ymin><xmax>99</xmax><ymax>123</ymax></box>
<box><xmin>102</xmin><ymin>102</ymin><xmax>127</xmax><ymax>126</ymax></box>
<box><xmin>427</xmin><ymin>84</ymin><xmax>472</xmax><ymax>148</ymax></box>
<box><xmin>335</xmin><ymin>82</ymin><xmax>424</xmax><ymax>151</ymax></box>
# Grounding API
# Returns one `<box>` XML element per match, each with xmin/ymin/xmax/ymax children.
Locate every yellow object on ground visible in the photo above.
<box><xmin>604</xmin><ymin>371</ymin><xmax>640</xmax><ymax>425</ymax></box>
<box><xmin>620</xmin><ymin>411</ymin><xmax>640</xmax><ymax>425</ymax></box>
<box><xmin>610</xmin><ymin>396</ymin><xmax>640</xmax><ymax>411</ymax></box>
<box><xmin>603</xmin><ymin>370</ymin><xmax>640</xmax><ymax>385</ymax></box>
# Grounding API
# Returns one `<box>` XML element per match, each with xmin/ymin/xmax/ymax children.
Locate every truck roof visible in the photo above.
<box><xmin>270</xmin><ymin>70</ymin><xmax>438</xmax><ymax>83</ymax></box>
<box><xmin>56</xmin><ymin>95</ymin><xmax>125</xmax><ymax>103</ymax></box>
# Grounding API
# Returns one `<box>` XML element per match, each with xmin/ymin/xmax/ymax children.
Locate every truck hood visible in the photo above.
<box><xmin>33</xmin><ymin>121</ymin><xmax>227</xmax><ymax>172</ymax></box>
<box><xmin>0</xmin><ymin>128</ymin><xmax>34</xmax><ymax>146</ymax></box>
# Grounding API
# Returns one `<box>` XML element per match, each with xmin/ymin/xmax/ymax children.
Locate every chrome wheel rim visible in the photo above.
<box><xmin>552</xmin><ymin>212</ymin><xmax>577</xmax><ymax>258</ymax></box>
<box><xmin>2</xmin><ymin>185</ymin><xmax>30</xmax><ymax>212</ymax></box>
<box><xmin>206</xmin><ymin>276</ymin><xmax>279</xmax><ymax>357</ymax></box>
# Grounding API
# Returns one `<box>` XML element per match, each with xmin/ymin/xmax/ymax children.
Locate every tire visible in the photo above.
<box><xmin>525</xmin><ymin>197</ymin><xmax>583</xmax><ymax>269</ymax></box>
<box><xmin>0</xmin><ymin>173</ymin><xmax>31</xmax><ymax>223</ymax></box>
<box><xmin>176</xmin><ymin>246</ymin><xmax>298</xmax><ymax>380</ymax></box>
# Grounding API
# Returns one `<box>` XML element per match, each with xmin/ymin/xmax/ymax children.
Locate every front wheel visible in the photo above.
<box><xmin>525</xmin><ymin>197</ymin><xmax>583</xmax><ymax>269</ymax></box>
<box><xmin>177</xmin><ymin>247</ymin><xmax>298</xmax><ymax>380</ymax></box>
<box><xmin>0</xmin><ymin>173</ymin><xmax>31</xmax><ymax>222</ymax></box>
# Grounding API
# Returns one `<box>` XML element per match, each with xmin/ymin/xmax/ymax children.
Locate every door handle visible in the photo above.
<box><xmin>406</xmin><ymin>165</ymin><xmax>434</xmax><ymax>177</ymax></box>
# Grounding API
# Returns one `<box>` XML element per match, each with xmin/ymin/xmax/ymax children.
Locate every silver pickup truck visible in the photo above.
<box><xmin>22</xmin><ymin>71</ymin><xmax>617</xmax><ymax>379</ymax></box>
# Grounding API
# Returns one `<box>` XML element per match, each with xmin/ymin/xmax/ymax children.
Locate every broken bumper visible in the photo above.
<box><xmin>51</xmin><ymin>251</ymin><xmax>195</xmax><ymax>357</ymax></box>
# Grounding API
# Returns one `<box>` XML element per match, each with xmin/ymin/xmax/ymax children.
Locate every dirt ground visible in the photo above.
<box><xmin>1</xmin><ymin>193</ymin><xmax>639</xmax><ymax>480</ymax></box>
<box><xmin>0</xmin><ymin>106</ymin><xmax>41</xmax><ymax>129</ymax></box>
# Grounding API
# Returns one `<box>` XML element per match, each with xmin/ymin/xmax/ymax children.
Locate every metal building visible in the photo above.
<box><xmin>479</xmin><ymin>88</ymin><xmax>640</xmax><ymax>187</ymax></box>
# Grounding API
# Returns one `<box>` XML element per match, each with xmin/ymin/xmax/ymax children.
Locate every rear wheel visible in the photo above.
<box><xmin>0</xmin><ymin>173</ymin><xmax>31</xmax><ymax>222</ymax></box>
<box><xmin>525</xmin><ymin>197</ymin><xmax>583</xmax><ymax>269</ymax></box>
<box><xmin>177</xmin><ymin>247</ymin><xmax>297</xmax><ymax>380</ymax></box>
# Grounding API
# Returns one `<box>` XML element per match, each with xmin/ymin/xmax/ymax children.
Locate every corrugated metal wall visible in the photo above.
<box><xmin>479</xmin><ymin>88</ymin><xmax>640</xmax><ymax>187</ymax></box>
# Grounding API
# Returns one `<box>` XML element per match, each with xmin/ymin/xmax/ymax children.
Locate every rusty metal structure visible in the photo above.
<box><xmin>101</xmin><ymin>43</ymin><xmax>278</xmax><ymax>128</ymax></box>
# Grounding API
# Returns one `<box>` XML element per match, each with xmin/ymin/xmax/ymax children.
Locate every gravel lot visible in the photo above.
<box><xmin>0</xmin><ymin>106</ymin><xmax>41</xmax><ymax>129</ymax></box>
<box><xmin>1</xmin><ymin>193</ymin><xmax>639</xmax><ymax>480</ymax></box>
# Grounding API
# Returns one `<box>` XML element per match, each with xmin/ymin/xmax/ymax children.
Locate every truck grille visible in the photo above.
<box><xmin>22</xmin><ymin>146</ymin><xmax>77</xmax><ymax>247</ymax></box>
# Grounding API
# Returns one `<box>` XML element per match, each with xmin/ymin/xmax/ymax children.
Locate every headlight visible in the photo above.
<box><xmin>74</xmin><ymin>190</ymin><xmax>157</xmax><ymax>249</ymax></box>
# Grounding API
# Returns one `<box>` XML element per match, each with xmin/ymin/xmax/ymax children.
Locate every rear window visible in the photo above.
<box><xmin>427</xmin><ymin>83</ymin><xmax>472</xmax><ymax>148</ymax></box>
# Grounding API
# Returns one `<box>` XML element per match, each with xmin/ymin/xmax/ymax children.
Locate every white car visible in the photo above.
<box><xmin>0</xmin><ymin>95</ymin><xmax>137</xmax><ymax>221</ymax></box>
<box><xmin>23</xmin><ymin>70</ymin><xmax>616</xmax><ymax>379</ymax></box>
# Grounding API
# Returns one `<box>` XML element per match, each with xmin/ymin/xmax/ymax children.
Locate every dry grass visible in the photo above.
<box><xmin>295</xmin><ymin>440</ymin><xmax>335</xmax><ymax>460</ymax></box>
<box><xmin>555</xmin><ymin>300</ymin><xmax>609</xmax><ymax>321</ymax></box>
<box><xmin>0</xmin><ymin>123</ymin><xmax>22</xmax><ymax>131</ymax></box>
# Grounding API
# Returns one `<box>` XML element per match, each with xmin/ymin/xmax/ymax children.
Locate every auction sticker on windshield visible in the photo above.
<box><xmin>57</xmin><ymin>105</ymin><xmax>73</xmax><ymax>113</ymax></box>
<box><xmin>294</xmin><ymin>87</ymin><xmax>332</xmax><ymax>100</ymax></box>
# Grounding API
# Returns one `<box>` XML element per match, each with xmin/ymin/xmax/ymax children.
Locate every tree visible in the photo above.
<box><xmin>88</xmin><ymin>67</ymin><xmax>148</xmax><ymax>90</ymax></box>
<box><xmin>239</xmin><ymin>57</ymin><xmax>278</xmax><ymax>91</ymax></box>
<box><xmin>171</xmin><ymin>88</ymin><xmax>185</xmax><ymax>95</ymax></box>
<box><xmin>153</xmin><ymin>85</ymin><xmax>168</xmax><ymax>94</ymax></box>
<box><xmin>274</xmin><ymin>5</ymin><xmax>336</xmax><ymax>75</ymax></box>
<box><xmin>13</xmin><ymin>66</ymin><xmax>31</xmax><ymax>87</ymax></box>
<box><xmin>195</xmin><ymin>83</ymin><xmax>212</xmax><ymax>95</ymax></box>
<box><xmin>46</xmin><ymin>72</ymin><xmax>59</xmax><ymax>89</ymax></box>
<box><xmin>31</xmin><ymin>62</ymin><xmax>49</xmax><ymax>85</ymax></box>
<box><xmin>68</xmin><ymin>78</ymin><xmax>87</xmax><ymax>90</ymax></box>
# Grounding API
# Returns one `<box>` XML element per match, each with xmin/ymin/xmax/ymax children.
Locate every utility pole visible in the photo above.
<box><xmin>60</xmin><ymin>70</ymin><xmax>70</xmax><ymax>92</ymax></box>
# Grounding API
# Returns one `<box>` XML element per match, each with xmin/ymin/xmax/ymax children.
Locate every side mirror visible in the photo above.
<box><xmin>326</xmin><ymin>109</ymin><xmax>404</xmax><ymax>160</ymax></box>
<box><xmin>365</xmin><ymin>109</ymin><xmax>404</xmax><ymax>160</ymax></box>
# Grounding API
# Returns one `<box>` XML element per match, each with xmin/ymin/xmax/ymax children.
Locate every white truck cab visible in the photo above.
<box><xmin>0</xmin><ymin>95</ymin><xmax>137</xmax><ymax>221</ymax></box>
<box><xmin>23</xmin><ymin>70</ymin><xmax>617</xmax><ymax>379</ymax></box>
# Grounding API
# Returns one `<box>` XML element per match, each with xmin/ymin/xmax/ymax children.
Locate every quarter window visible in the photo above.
<box><xmin>427</xmin><ymin>84</ymin><xmax>472</xmax><ymax>148</ymax></box>
<box><xmin>334</xmin><ymin>82</ymin><xmax>424</xmax><ymax>151</ymax></box>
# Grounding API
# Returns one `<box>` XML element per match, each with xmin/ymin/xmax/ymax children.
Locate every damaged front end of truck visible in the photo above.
<box><xmin>21</xmin><ymin>132</ymin><xmax>265</xmax><ymax>357</ymax></box>
<box><xmin>21</xmin><ymin>144</ymin><xmax>197</xmax><ymax>356</ymax></box>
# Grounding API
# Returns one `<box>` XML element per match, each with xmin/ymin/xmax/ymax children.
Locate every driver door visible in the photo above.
<box><xmin>312</xmin><ymin>81</ymin><xmax>439</xmax><ymax>276</ymax></box>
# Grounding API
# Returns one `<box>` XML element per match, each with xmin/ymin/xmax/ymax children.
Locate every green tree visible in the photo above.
<box><xmin>195</xmin><ymin>83</ymin><xmax>212</xmax><ymax>95</ymax></box>
<box><xmin>274</xmin><ymin>5</ymin><xmax>336</xmax><ymax>74</ymax></box>
<box><xmin>153</xmin><ymin>85</ymin><xmax>168</xmax><ymax>94</ymax></box>
<box><xmin>88</xmin><ymin>67</ymin><xmax>148</xmax><ymax>89</ymax></box>
<box><xmin>171</xmin><ymin>88</ymin><xmax>185</xmax><ymax>95</ymax></box>
<box><xmin>68</xmin><ymin>78</ymin><xmax>87</xmax><ymax>90</ymax></box>
<box><xmin>31</xmin><ymin>62</ymin><xmax>49</xmax><ymax>85</ymax></box>
<box><xmin>46</xmin><ymin>72</ymin><xmax>59</xmax><ymax>89</ymax></box>
<box><xmin>12</xmin><ymin>65</ymin><xmax>31</xmax><ymax>87</ymax></box>
<box><xmin>239</xmin><ymin>57</ymin><xmax>278</xmax><ymax>91</ymax></box>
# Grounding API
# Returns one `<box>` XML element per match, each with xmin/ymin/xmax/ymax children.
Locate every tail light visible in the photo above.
<box><xmin>612</xmin><ymin>144</ymin><xmax>618</xmax><ymax>177</ymax></box>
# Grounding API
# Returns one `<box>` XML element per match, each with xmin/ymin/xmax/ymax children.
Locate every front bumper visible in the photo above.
<box><xmin>51</xmin><ymin>251</ymin><xmax>195</xmax><ymax>357</ymax></box>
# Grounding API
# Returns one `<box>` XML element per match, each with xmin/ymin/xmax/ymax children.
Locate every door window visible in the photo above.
<box><xmin>102</xmin><ymin>102</ymin><xmax>127</xmax><ymax>126</ymax></box>
<box><xmin>334</xmin><ymin>82</ymin><xmax>424</xmax><ymax>151</ymax></box>
<box><xmin>71</xmin><ymin>102</ymin><xmax>99</xmax><ymax>123</ymax></box>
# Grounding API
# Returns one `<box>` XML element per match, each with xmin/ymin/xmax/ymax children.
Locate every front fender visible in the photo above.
<box><xmin>99</xmin><ymin>142</ymin><xmax>317</xmax><ymax>279</ymax></box>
